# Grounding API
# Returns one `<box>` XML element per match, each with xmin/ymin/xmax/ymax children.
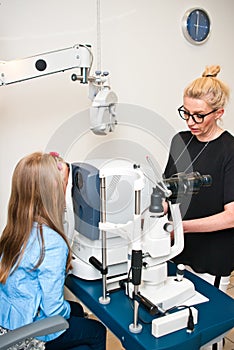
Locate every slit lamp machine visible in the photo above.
<box><xmin>65</xmin><ymin>159</ymin><xmax>211</xmax><ymax>335</ymax></box>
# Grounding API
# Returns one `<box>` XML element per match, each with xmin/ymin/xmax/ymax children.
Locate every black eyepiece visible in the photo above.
<box><xmin>163</xmin><ymin>172</ymin><xmax>212</xmax><ymax>200</ymax></box>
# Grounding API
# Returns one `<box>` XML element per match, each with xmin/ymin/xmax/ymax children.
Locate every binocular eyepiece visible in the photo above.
<box><xmin>149</xmin><ymin>172</ymin><xmax>212</xmax><ymax>212</ymax></box>
<box><xmin>163</xmin><ymin>171</ymin><xmax>212</xmax><ymax>199</ymax></box>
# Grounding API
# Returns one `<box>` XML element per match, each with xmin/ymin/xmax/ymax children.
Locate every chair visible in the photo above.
<box><xmin>0</xmin><ymin>315</ymin><xmax>69</xmax><ymax>350</ymax></box>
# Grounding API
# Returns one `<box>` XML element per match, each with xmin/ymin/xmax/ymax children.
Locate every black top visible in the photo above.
<box><xmin>164</xmin><ymin>130</ymin><xmax>234</xmax><ymax>276</ymax></box>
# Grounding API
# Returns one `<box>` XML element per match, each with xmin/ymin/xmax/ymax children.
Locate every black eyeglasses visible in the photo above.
<box><xmin>178</xmin><ymin>105</ymin><xmax>218</xmax><ymax>124</ymax></box>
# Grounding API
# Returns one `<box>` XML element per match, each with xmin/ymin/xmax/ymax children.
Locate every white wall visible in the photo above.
<box><xmin>1</xmin><ymin>0</ymin><xmax>234</xmax><ymax>232</ymax></box>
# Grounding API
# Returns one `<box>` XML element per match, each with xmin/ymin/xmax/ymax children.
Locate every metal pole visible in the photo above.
<box><xmin>99</xmin><ymin>176</ymin><xmax>110</xmax><ymax>304</ymax></box>
<box><xmin>129</xmin><ymin>189</ymin><xmax>142</xmax><ymax>333</ymax></box>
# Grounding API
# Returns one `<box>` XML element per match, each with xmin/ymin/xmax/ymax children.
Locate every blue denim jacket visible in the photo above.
<box><xmin>0</xmin><ymin>223</ymin><xmax>71</xmax><ymax>342</ymax></box>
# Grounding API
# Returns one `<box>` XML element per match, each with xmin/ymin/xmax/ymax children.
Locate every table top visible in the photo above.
<box><xmin>65</xmin><ymin>263</ymin><xmax>234</xmax><ymax>350</ymax></box>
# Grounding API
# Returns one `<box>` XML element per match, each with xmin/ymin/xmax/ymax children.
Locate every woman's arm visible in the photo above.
<box><xmin>183</xmin><ymin>201</ymin><xmax>234</xmax><ymax>233</ymax></box>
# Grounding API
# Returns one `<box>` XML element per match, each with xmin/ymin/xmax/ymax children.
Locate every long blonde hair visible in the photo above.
<box><xmin>184</xmin><ymin>65</ymin><xmax>230</xmax><ymax>110</ymax></box>
<box><xmin>0</xmin><ymin>152</ymin><xmax>72</xmax><ymax>284</ymax></box>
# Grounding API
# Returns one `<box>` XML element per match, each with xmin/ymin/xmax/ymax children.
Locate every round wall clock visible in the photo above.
<box><xmin>182</xmin><ymin>8</ymin><xmax>211</xmax><ymax>45</ymax></box>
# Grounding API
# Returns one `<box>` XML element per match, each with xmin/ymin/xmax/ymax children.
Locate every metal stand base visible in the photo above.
<box><xmin>99</xmin><ymin>296</ymin><xmax>110</xmax><ymax>305</ymax></box>
<box><xmin>129</xmin><ymin>323</ymin><xmax>142</xmax><ymax>333</ymax></box>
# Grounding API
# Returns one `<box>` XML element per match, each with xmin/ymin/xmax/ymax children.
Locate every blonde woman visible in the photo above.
<box><xmin>165</xmin><ymin>65</ymin><xmax>234</xmax><ymax>289</ymax></box>
<box><xmin>164</xmin><ymin>66</ymin><xmax>234</xmax><ymax>349</ymax></box>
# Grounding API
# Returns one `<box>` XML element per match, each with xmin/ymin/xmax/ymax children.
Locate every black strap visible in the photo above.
<box><xmin>214</xmin><ymin>276</ymin><xmax>221</xmax><ymax>288</ymax></box>
<box><xmin>212</xmin><ymin>276</ymin><xmax>222</xmax><ymax>350</ymax></box>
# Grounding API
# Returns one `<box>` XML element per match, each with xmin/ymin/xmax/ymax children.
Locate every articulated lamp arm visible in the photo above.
<box><xmin>0</xmin><ymin>43</ymin><xmax>117</xmax><ymax>135</ymax></box>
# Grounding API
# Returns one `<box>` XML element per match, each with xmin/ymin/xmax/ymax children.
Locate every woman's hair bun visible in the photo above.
<box><xmin>202</xmin><ymin>65</ymin><xmax>220</xmax><ymax>78</ymax></box>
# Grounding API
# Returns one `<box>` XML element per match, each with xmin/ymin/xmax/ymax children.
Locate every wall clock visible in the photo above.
<box><xmin>182</xmin><ymin>8</ymin><xmax>211</xmax><ymax>45</ymax></box>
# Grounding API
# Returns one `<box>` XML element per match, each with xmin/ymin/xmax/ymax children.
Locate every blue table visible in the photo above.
<box><xmin>65</xmin><ymin>263</ymin><xmax>234</xmax><ymax>350</ymax></box>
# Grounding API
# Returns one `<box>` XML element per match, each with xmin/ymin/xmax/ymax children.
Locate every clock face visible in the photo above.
<box><xmin>182</xmin><ymin>8</ymin><xmax>211</xmax><ymax>45</ymax></box>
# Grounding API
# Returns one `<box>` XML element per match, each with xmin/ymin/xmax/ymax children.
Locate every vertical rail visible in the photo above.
<box><xmin>99</xmin><ymin>176</ymin><xmax>110</xmax><ymax>304</ymax></box>
<box><xmin>129</xmin><ymin>189</ymin><xmax>142</xmax><ymax>333</ymax></box>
